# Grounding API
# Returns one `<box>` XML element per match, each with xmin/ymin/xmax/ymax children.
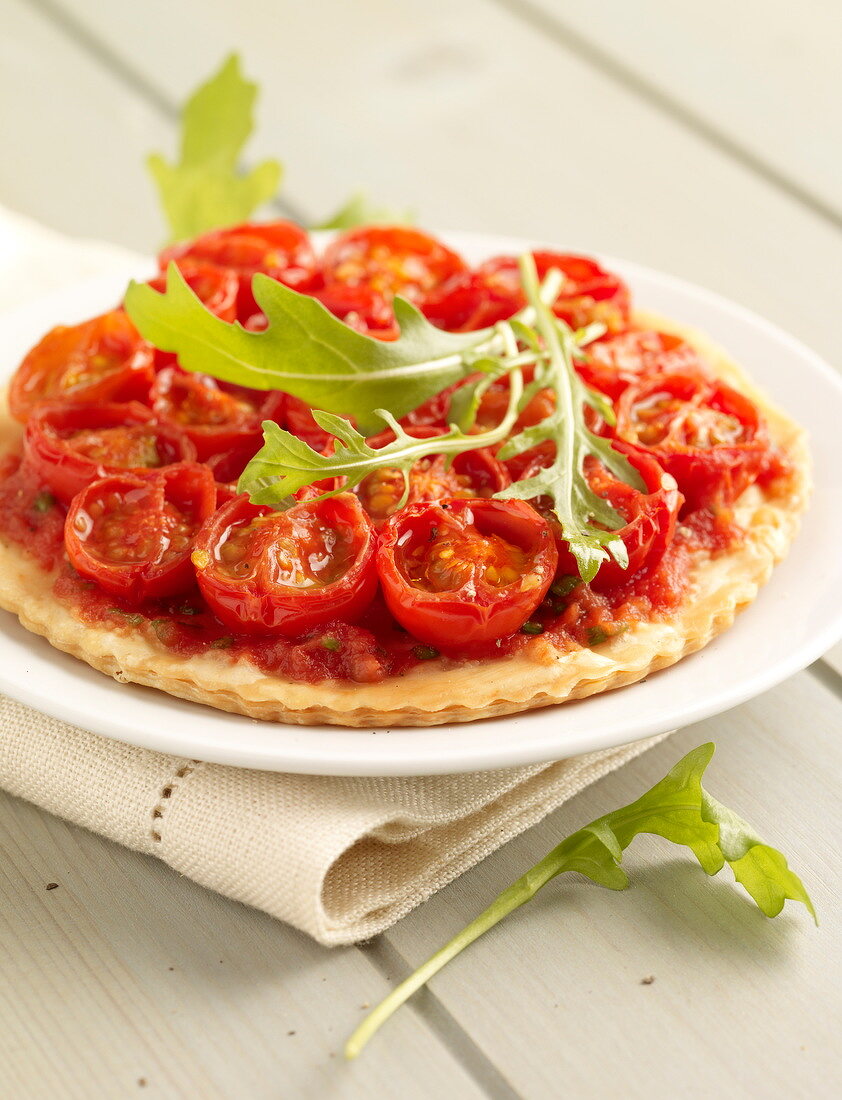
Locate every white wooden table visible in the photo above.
<box><xmin>1</xmin><ymin>2</ymin><xmax>841</xmax><ymax>1096</ymax></box>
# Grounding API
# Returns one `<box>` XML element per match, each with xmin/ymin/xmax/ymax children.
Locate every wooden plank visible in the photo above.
<box><xmin>0</xmin><ymin>0</ymin><xmax>170</xmax><ymax>250</ymax></box>
<box><xmin>0</xmin><ymin>789</ymin><xmax>490</xmax><ymax>1099</ymax></box>
<box><xmin>382</xmin><ymin>672</ymin><xmax>842</xmax><ymax>1098</ymax></box>
<box><xmin>40</xmin><ymin>0</ymin><xmax>842</xmax><ymax>368</ymax></box>
<box><xmin>503</xmin><ymin>0</ymin><xmax>842</xmax><ymax>223</ymax></box>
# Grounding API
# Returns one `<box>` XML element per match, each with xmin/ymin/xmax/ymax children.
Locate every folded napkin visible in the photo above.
<box><xmin>0</xmin><ymin>206</ymin><xmax>662</xmax><ymax>945</ymax></box>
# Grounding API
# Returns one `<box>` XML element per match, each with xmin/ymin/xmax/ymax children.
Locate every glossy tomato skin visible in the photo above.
<box><xmin>478</xmin><ymin>251</ymin><xmax>630</xmax><ymax>331</ymax></box>
<box><xmin>139</xmin><ymin>260</ymin><xmax>239</xmax><ymax>368</ymax></box>
<box><xmin>355</xmin><ymin>428</ymin><xmax>511</xmax><ymax>528</ymax></box>
<box><xmin>192</xmin><ymin>493</ymin><xmax>378</xmax><ymax>636</ymax></box>
<box><xmin>614</xmin><ymin>371</ymin><xmax>770</xmax><ymax>512</ymax></box>
<box><xmin>377</xmin><ymin>498</ymin><xmax>557</xmax><ymax>646</ymax></box>
<box><xmin>422</xmin><ymin>270</ymin><xmax>522</xmax><ymax>332</ymax></box>
<box><xmin>314</xmin><ymin>282</ymin><xmax>399</xmax><ymax>340</ymax></box>
<box><xmin>150</xmin><ymin>368</ymin><xmax>284</xmax><ymax>462</ymax></box>
<box><xmin>64</xmin><ymin>462</ymin><xmax>216</xmax><ymax>601</ymax></box>
<box><xmin>159</xmin><ymin>220</ymin><xmax>319</xmax><ymax>319</ymax></box>
<box><xmin>548</xmin><ymin>441</ymin><xmax>683</xmax><ymax>591</ymax></box>
<box><xmin>9</xmin><ymin>311</ymin><xmax>155</xmax><ymax>424</ymax></box>
<box><xmin>320</xmin><ymin>227</ymin><xmax>467</xmax><ymax>307</ymax></box>
<box><xmin>24</xmin><ymin>401</ymin><xmax>196</xmax><ymax>505</ymax></box>
<box><xmin>577</xmin><ymin>329</ymin><xmax>707</xmax><ymax>401</ymax></box>
<box><xmin>282</xmin><ymin>394</ymin><xmax>336</xmax><ymax>452</ymax></box>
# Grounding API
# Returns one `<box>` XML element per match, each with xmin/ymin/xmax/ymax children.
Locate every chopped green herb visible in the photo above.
<box><xmin>345</xmin><ymin>743</ymin><xmax>815</xmax><ymax>1058</ymax></box>
<box><xmin>210</xmin><ymin>635</ymin><xmax>234</xmax><ymax>649</ymax></box>
<box><xmin>520</xmin><ymin>621</ymin><xmax>544</xmax><ymax>635</ymax></box>
<box><xmin>550</xmin><ymin>575</ymin><xmax>579</xmax><ymax>599</ymax></box>
<box><xmin>33</xmin><ymin>491</ymin><xmax>56</xmax><ymax>514</ymax></box>
<box><xmin>412</xmin><ymin>645</ymin><xmax>440</xmax><ymax>661</ymax></box>
<box><xmin>321</xmin><ymin>636</ymin><xmax>342</xmax><ymax>652</ymax></box>
<box><xmin>107</xmin><ymin>608</ymin><xmax>145</xmax><ymax>626</ymax></box>
<box><xmin>587</xmin><ymin>626</ymin><xmax>610</xmax><ymax>646</ymax></box>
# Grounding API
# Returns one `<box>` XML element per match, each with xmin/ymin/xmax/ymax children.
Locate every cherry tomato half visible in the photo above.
<box><xmin>159</xmin><ymin>220</ymin><xmax>319</xmax><ymax>319</ymax></box>
<box><xmin>477</xmin><ymin>252</ymin><xmax>630</xmax><ymax>331</ymax></box>
<box><xmin>65</xmin><ymin>463</ymin><xmax>216</xmax><ymax>601</ymax></box>
<box><xmin>24</xmin><ymin>401</ymin><xmax>196</xmax><ymax>505</ymax></box>
<box><xmin>320</xmin><ymin>227</ymin><xmax>468</xmax><ymax>307</ymax></box>
<box><xmin>10</xmin><ymin>311</ymin><xmax>154</xmax><ymax>424</ymax></box>
<box><xmin>615</xmin><ymin>372</ymin><xmax>770</xmax><ymax>512</ymax></box>
<box><xmin>377</xmin><ymin>498</ymin><xmax>557</xmax><ymax>646</ymax></box>
<box><xmin>524</xmin><ymin>441</ymin><xmax>683</xmax><ymax>590</ymax></box>
<box><xmin>355</xmin><ymin>440</ymin><xmax>510</xmax><ymax>528</ymax></box>
<box><xmin>192</xmin><ymin>493</ymin><xmax>378</xmax><ymax>635</ymax></box>
<box><xmin>150</xmin><ymin>368</ymin><xmax>283</xmax><ymax>462</ymax></box>
<box><xmin>314</xmin><ymin>282</ymin><xmax>399</xmax><ymax>340</ymax></box>
<box><xmin>422</xmin><ymin>270</ymin><xmax>522</xmax><ymax>332</ymax></box>
<box><xmin>475</xmin><ymin>374</ymin><xmax>556</xmax><ymax>434</ymax></box>
<box><xmin>577</xmin><ymin>329</ymin><xmax>707</xmax><ymax>401</ymax></box>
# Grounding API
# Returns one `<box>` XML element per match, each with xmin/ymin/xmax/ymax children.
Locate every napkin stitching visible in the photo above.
<box><xmin>150</xmin><ymin>760</ymin><xmax>200</xmax><ymax>843</ymax></box>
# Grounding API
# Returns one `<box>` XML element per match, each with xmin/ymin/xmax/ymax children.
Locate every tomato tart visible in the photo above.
<box><xmin>0</xmin><ymin>224</ymin><xmax>810</xmax><ymax>727</ymax></box>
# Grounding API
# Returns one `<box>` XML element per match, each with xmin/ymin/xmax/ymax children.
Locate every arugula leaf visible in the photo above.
<box><xmin>344</xmin><ymin>742</ymin><xmax>815</xmax><ymax>1059</ymax></box>
<box><xmin>239</xmin><ymin>376</ymin><xmax>523</xmax><ymax>505</ymax></box>
<box><xmin>495</xmin><ymin>256</ymin><xmax>645</xmax><ymax>583</ymax></box>
<box><xmin>147</xmin><ymin>54</ymin><xmax>282</xmax><ymax>242</ymax></box>
<box><xmin>313</xmin><ymin>191</ymin><xmax>414</xmax><ymax>230</ymax></box>
<box><xmin>124</xmin><ymin>264</ymin><xmax>501</xmax><ymax>434</ymax></box>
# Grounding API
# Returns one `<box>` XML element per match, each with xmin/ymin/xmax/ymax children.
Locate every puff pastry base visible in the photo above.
<box><xmin>0</xmin><ymin>312</ymin><xmax>811</xmax><ymax>728</ymax></box>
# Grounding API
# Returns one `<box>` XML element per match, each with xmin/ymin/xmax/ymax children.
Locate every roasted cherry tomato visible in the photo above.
<box><xmin>423</xmin><ymin>270</ymin><xmax>522</xmax><ymax>332</ymax></box>
<box><xmin>615</xmin><ymin>371</ymin><xmax>770</xmax><ymax>512</ymax></box>
<box><xmin>377</xmin><ymin>498</ymin><xmax>557</xmax><ymax>646</ymax></box>
<box><xmin>192</xmin><ymin>493</ymin><xmax>377</xmax><ymax>635</ymax></box>
<box><xmin>475</xmin><ymin>374</ymin><xmax>556</xmax><ymax>434</ymax></box>
<box><xmin>204</xmin><ymin>436</ymin><xmax>266</xmax><ymax>485</ymax></box>
<box><xmin>477</xmin><ymin>252</ymin><xmax>630</xmax><ymax>331</ymax></box>
<box><xmin>355</xmin><ymin>442</ymin><xmax>510</xmax><ymax>528</ymax></box>
<box><xmin>523</xmin><ymin>441</ymin><xmax>683</xmax><ymax>590</ymax></box>
<box><xmin>159</xmin><ymin>220</ymin><xmax>319</xmax><ymax>319</ymax></box>
<box><xmin>65</xmin><ymin>463</ymin><xmax>216</xmax><ymax>601</ymax></box>
<box><xmin>577</xmin><ymin>329</ymin><xmax>707</xmax><ymax>400</ymax></box>
<box><xmin>9</xmin><ymin>311</ymin><xmax>154</xmax><ymax>423</ymax></box>
<box><xmin>320</xmin><ymin>227</ymin><xmax>468</xmax><ymax>307</ymax></box>
<box><xmin>315</xmin><ymin>282</ymin><xmax>399</xmax><ymax>340</ymax></box>
<box><xmin>140</xmin><ymin>260</ymin><xmax>239</xmax><ymax>367</ymax></box>
<box><xmin>150</xmin><ymin>368</ymin><xmax>283</xmax><ymax>462</ymax></box>
<box><xmin>398</xmin><ymin>379</ymin><xmax>475</xmax><ymax>431</ymax></box>
<box><xmin>24</xmin><ymin>402</ymin><xmax>196</xmax><ymax>505</ymax></box>
<box><xmin>281</xmin><ymin>394</ymin><xmax>357</xmax><ymax>452</ymax></box>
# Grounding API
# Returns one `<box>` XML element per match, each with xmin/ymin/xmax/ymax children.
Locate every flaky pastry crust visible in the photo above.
<box><xmin>0</xmin><ymin>312</ymin><xmax>811</xmax><ymax>727</ymax></box>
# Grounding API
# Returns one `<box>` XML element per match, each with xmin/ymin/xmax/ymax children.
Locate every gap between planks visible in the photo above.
<box><xmin>488</xmin><ymin>0</ymin><xmax>842</xmax><ymax>233</ymax></box>
<box><xmin>360</xmin><ymin>937</ymin><xmax>522</xmax><ymax>1100</ymax></box>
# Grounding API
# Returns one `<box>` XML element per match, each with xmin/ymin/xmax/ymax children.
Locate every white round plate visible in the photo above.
<box><xmin>1</xmin><ymin>232</ymin><xmax>841</xmax><ymax>775</ymax></box>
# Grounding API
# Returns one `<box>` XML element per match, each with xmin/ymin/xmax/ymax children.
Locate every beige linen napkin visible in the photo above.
<box><xmin>0</xmin><ymin>207</ymin><xmax>663</xmax><ymax>945</ymax></box>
